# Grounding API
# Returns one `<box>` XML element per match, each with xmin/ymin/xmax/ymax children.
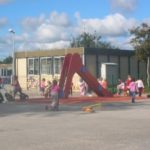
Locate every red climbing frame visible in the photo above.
<box><xmin>59</xmin><ymin>53</ymin><xmax>113</xmax><ymax>98</ymax></box>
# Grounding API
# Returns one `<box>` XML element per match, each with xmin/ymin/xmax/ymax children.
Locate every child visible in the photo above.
<box><xmin>116</xmin><ymin>79</ymin><xmax>125</xmax><ymax>95</ymax></box>
<box><xmin>97</xmin><ymin>77</ymin><xmax>103</xmax><ymax>85</ymax></box>
<box><xmin>45</xmin><ymin>79</ymin><xmax>60</xmax><ymax>111</ymax></box>
<box><xmin>101</xmin><ymin>78</ymin><xmax>108</xmax><ymax>89</ymax></box>
<box><xmin>44</xmin><ymin>81</ymin><xmax>51</xmax><ymax>98</ymax></box>
<box><xmin>40</xmin><ymin>78</ymin><xmax>46</xmax><ymax>96</ymax></box>
<box><xmin>79</xmin><ymin>78</ymin><xmax>86</xmax><ymax>96</ymax></box>
<box><xmin>125</xmin><ymin>75</ymin><xmax>132</xmax><ymax>95</ymax></box>
<box><xmin>128</xmin><ymin>78</ymin><xmax>137</xmax><ymax>103</ymax></box>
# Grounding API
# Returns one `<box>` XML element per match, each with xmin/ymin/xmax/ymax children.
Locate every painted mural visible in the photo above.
<box><xmin>27</xmin><ymin>76</ymin><xmax>39</xmax><ymax>89</ymax></box>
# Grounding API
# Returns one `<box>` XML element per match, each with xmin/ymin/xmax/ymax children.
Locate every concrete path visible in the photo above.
<box><xmin>0</xmin><ymin>99</ymin><xmax>150</xmax><ymax>150</ymax></box>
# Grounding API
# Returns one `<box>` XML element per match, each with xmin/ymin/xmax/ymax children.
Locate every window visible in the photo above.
<box><xmin>54</xmin><ymin>57</ymin><xmax>59</xmax><ymax>74</ymax></box>
<box><xmin>28</xmin><ymin>58</ymin><xmax>39</xmax><ymax>75</ymax></box>
<box><xmin>7</xmin><ymin>69</ymin><xmax>12</xmax><ymax>76</ymax></box>
<box><xmin>0</xmin><ymin>68</ymin><xmax>11</xmax><ymax>76</ymax></box>
<box><xmin>54</xmin><ymin>57</ymin><xmax>64</xmax><ymax>74</ymax></box>
<box><xmin>2</xmin><ymin>69</ymin><xmax>7</xmax><ymax>76</ymax></box>
<box><xmin>40</xmin><ymin>58</ymin><xmax>47</xmax><ymax>74</ymax></box>
<box><xmin>47</xmin><ymin>57</ymin><xmax>53</xmax><ymax>74</ymax></box>
<box><xmin>34</xmin><ymin>59</ymin><xmax>39</xmax><ymax>75</ymax></box>
<box><xmin>40</xmin><ymin>57</ymin><xmax>53</xmax><ymax>74</ymax></box>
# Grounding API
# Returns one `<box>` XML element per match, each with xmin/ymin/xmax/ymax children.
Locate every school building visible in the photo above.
<box><xmin>15</xmin><ymin>47</ymin><xmax>146</xmax><ymax>90</ymax></box>
<box><xmin>0</xmin><ymin>64</ymin><xmax>12</xmax><ymax>85</ymax></box>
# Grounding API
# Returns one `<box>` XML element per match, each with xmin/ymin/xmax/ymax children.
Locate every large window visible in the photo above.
<box><xmin>40</xmin><ymin>57</ymin><xmax>53</xmax><ymax>74</ymax></box>
<box><xmin>28</xmin><ymin>58</ymin><xmax>39</xmax><ymax>75</ymax></box>
<box><xmin>54</xmin><ymin>57</ymin><xmax>64</xmax><ymax>74</ymax></box>
<box><xmin>0</xmin><ymin>68</ymin><xmax>12</xmax><ymax>76</ymax></box>
<box><xmin>1</xmin><ymin>69</ymin><xmax>7</xmax><ymax>76</ymax></box>
<box><xmin>28</xmin><ymin>56</ymin><xmax>64</xmax><ymax>75</ymax></box>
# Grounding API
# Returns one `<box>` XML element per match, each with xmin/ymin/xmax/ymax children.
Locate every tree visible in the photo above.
<box><xmin>0</xmin><ymin>56</ymin><xmax>12</xmax><ymax>64</ymax></box>
<box><xmin>130</xmin><ymin>23</ymin><xmax>150</xmax><ymax>86</ymax></box>
<box><xmin>71</xmin><ymin>32</ymin><xmax>115</xmax><ymax>49</ymax></box>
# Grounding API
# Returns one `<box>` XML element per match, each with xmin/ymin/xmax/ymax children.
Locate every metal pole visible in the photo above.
<box><xmin>8</xmin><ymin>29</ymin><xmax>15</xmax><ymax>81</ymax></box>
<box><xmin>12</xmin><ymin>33</ymin><xmax>15</xmax><ymax>76</ymax></box>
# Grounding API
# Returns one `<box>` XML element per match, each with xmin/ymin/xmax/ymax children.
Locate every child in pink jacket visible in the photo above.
<box><xmin>128</xmin><ymin>78</ymin><xmax>137</xmax><ymax>103</ymax></box>
<box><xmin>45</xmin><ymin>79</ymin><xmax>60</xmax><ymax>111</ymax></box>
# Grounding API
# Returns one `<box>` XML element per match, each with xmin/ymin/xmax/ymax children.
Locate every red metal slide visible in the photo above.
<box><xmin>59</xmin><ymin>53</ymin><xmax>112</xmax><ymax>98</ymax></box>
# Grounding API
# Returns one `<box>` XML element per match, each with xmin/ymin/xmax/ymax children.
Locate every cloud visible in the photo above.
<box><xmin>22</xmin><ymin>13</ymin><xmax>137</xmax><ymax>53</ymax></box>
<box><xmin>142</xmin><ymin>17</ymin><xmax>150</xmax><ymax>26</ymax></box>
<box><xmin>18</xmin><ymin>40</ymin><xmax>70</xmax><ymax>51</ymax></box>
<box><xmin>107</xmin><ymin>36</ymin><xmax>134</xmax><ymax>50</ymax></box>
<box><xmin>21</xmin><ymin>14</ymin><xmax>45</xmax><ymax>31</ymax></box>
<box><xmin>79</xmin><ymin>13</ymin><xmax>137</xmax><ymax>37</ymax></box>
<box><xmin>17</xmin><ymin>13</ymin><xmax>138</xmax><ymax>51</ymax></box>
<box><xmin>0</xmin><ymin>17</ymin><xmax>8</xmax><ymax>28</ymax></box>
<box><xmin>15</xmin><ymin>11</ymin><xmax>73</xmax><ymax>51</ymax></box>
<box><xmin>20</xmin><ymin>11</ymin><xmax>72</xmax><ymax>43</ymax></box>
<box><xmin>35</xmin><ymin>23</ymin><xmax>73</xmax><ymax>42</ymax></box>
<box><xmin>0</xmin><ymin>11</ymin><xmax>144</xmax><ymax>58</ymax></box>
<box><xmin>21</xmin><ymin>11</ymin><xmax>71</xmax><ymax>32</ymax></box>
<box><xmin>110</xmin><ymin>0</ymin><xmax>137</xmax><ymax>12</ymax></box>
<box><xmin>49</xmin><ymin>11</ymin><xmax>71</xmax><ymax>27</ymax></box>
<box><xmin>0</xmin><ymin>37</ymin><xmax>12</xmax><ymax>59</ymax></box>
<box><xmin>0</xmin><ymin>0</ymin><xmax>12</xmax><ymax>5</ymax></box>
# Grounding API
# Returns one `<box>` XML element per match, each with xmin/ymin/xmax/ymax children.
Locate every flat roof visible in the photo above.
<box><xmin>15</xmin><ymin>47</ymin><xmax>135</xmax><ymax>58</ymax></box>
<box><xmin>84</xmin><ymin>48</ymin><xmax>134</xmax><ymax>56</ymax></box>
<box><xmin>15</xmin><ymin>47</ymin><xmax>84</xmax><ymax>58</ymax></box>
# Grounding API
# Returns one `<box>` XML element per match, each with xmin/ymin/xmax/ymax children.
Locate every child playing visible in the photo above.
<box><xmin>40</xmin><ymin>78</ymin><xmax>46</xmax><ymax>96</ymax></box>
<box><xmin>44</xmin><ymin>81</ymin><xmax>51</xmax><ymax>98</ymax></box>
<box><xmin>116</xmin><ymin>79</ymin><xmax>125</xmax><ymax>95</ymax></box>
<box><xmin>45</xmin><ymin>79</ymin><xmax>60</xmax><ymax>111</ymax></box>
<box><xmin>128</xmin><ymin>77</ymin><xmax>137</xmax><ymax>103</ymax></box>
<box><xmin>79</xmin><ymin>78</ymin><xmax>86</xmax><ymax>96</ymax></box>
<box><xmin>101</xmin><ymin>78</ymin><xmax>108</xmax><ymax>89</ymax></box>
<box><xmin>125</xmin><ymin>75</ymin><xmax>132</xmax><ymax>96</ymax></box>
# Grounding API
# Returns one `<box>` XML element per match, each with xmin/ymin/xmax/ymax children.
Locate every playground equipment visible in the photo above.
<box><xmin>59</xmin><ymin>53</ymin><xmax>113</xmax><ymax>98</ymax></box>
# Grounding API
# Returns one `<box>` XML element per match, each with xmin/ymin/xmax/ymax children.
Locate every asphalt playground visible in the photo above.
<box><xmin>0</xmin><ymin>95</ymin><xmax>150</xmax><ymax>150</ymax></box>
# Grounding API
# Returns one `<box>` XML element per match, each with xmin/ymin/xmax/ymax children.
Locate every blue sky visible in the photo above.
<box><xmin>0</xmin><ymin>0</ymin><xmax>150</xmax><ymax>59</ymax></box>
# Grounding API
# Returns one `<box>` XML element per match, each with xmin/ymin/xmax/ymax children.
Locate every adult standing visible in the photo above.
<box><xmin>12</xmin><ymin>75</ymin><xmax>22</xmax><ymax>100</ymax></box>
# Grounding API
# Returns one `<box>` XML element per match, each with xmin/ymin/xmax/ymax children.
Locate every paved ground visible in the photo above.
<box><xmin>0</xmin><ymin>98</ymin><xmax>150</xmax><ymax>150</ymax></box>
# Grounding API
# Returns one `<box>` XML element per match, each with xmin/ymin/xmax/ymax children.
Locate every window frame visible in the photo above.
<box><xmin>53</xmin><ymin>56</ymin><xmax>64</xmax><ymax>74</ymax></box>
<box><xmin>40</xmin><ymin>57</ymin><xmax>53</xmax><ymax>75</ymax></box>
<box><xmin>28</xmin><ymin>58</ymin><xmax>39</xmax><ymax>75</ymax></box>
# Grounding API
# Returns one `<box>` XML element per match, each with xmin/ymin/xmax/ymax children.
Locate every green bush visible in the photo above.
<box><xmin>144</xmin><ymin>85</ymin><xmax>150</xmax><ymax>93</ymax></box>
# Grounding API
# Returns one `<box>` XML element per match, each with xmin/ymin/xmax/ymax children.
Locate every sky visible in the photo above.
<box><xmin>0</xmin><ymin>0</ymin><xmax>150</xmax><ymax>59</ymax></box>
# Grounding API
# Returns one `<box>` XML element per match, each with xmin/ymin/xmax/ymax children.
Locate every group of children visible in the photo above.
<box><xmin>79</xmin><ymin>75</ymin><xmax>144</xmax><ymax>103</ymax></box>
<box><xmin>40</xmin><ymin>78</ymin><xmax>60</xmax><ymax>111</ymax></box>
<box><xmin>116</xmin><ymin>75</ymin><xmax>145</xmax><ymax>103</ymax></box>
<box><xmin>79</xmin><ymin>77</ymin><xmax>108</xmax><ymax>96</ymax></box>
<box><xmin>1</xmin><ymin>74</ymin><xmax>145</xmax><ymax>106</ymax></box>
